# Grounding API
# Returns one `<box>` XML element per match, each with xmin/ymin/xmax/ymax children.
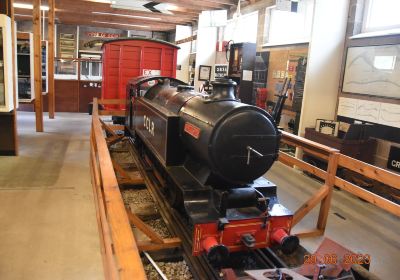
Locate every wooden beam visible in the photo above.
<box><xmin>292</xmin><ymin>184</ymin><xmax>329</xmax><ymax>226</ymax></box>
<box><xmin>55</xmin><ymin>9</ymin><xmax>193</xmax><ymax>26</ymax></box>
<box><xmin>335</xmin><ymin>177</ymin><xmax>400</xmax><ymax>217</ymax></box>
<box><xmin>294</xmin><ymin>229</ymin><xmax>324</xmax><ymax>239</ymax></box>
<box><xmin>317</xmin><ymin>152</ymin><xmax>339</xmax><ymax>231</ymax></box>
<box><xmin>112</xmin><ymin>159</ymin><xmax>145</xmax><ymax>186</ymax></box>
<box><xmin>64</xmin><ymin>21</ymin><xmax>175</xmax><ymax>33</ymax></box>
<box><xmin>92</xmin><ymin>98</ymin><xmax>147</xmax><ymax>279</ymax></box>
<box><xmin>97</xmin><ymin>99</ymin><xmax>127</xmax><ymax>105</ymax></box>
<box><xmin>89</xmin><ymin>140</ymin><xmax>119</xmax><ymax>280</ymax></box>
<box><xmin>56</xmin><ymin>0</ymin><xmax>199</xmax><ymax>17</ymax></box>
<box><xmin>126</xmin><ymin>208</ymin><xmax>164</xmax><ymax>244</ymax></box>
<box><xmin>338</xmin><ymin>154</ymin><xmax>400</xmax><ymax>191</ymax></box>
<box><xmin>33</xmin><ymin>0</ymin><xmax>43</xmax><ymax>132</ymax></box>
<box><xmin>59</xmin><ymin>12</ymin><xmax>180</xmax><ymax>29</ymax></box>
<box><xmin>48</xmin><ymin>0</ymin><xmax>55</xmax><ymax>119</ymax></box>
<box><xmin>99</xmin><ymin>110</ymin><xmax>126</xmax><ymax>117</ymax></box>
<box><xmin>16</xmin><ymin>0</ymin><xmax>199</xmax><ymax>20</ymax></box>
<box><xmin>278</xmin><ymin>152</ymin><xmax>327</xmax><ymax>180</ymax></box>
<box><xmin>57</xmin><ymin>18</ymin><xmax>174</xmax><ymax>32</ymax></box>
<box><xmin>240</xmin><ymin>0</ymin><xmax>276</xmax><ymax>14</ymax></box>
<box><xmin>137</xmin><ymin>238</ymin><xmax>181</xmax><ymax>251</ymax></box>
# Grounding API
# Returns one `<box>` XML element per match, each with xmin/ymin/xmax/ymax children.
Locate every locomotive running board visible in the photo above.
<box><xmin>166</xmin><ymin>165</ymin><xmax>283</xmax><ymax>224</ymax></box>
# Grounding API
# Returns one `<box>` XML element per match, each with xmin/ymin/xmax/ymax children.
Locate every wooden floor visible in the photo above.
<box><xmin>0</xmin><ymin>112</ymin><xmax>103</xmax><ymax>280</ymax></box>
<box><xmin>266</xmin><ymin>162</ymin><xmax>400</xmax><ymax>279</ymax></box>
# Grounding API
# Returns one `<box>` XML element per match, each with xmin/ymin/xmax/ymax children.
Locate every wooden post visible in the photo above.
<box><xmin>33</xmin><ymin>0</ymin><xmax>43</xmax><ymax>132</ymax></box>
<box><xmin>317</xmin><ymin>152</ymin><xmax>339</xmax><ymax>232</ymax></box>
<box><xmin>48</xmin><ymin>0</ymin><xmax>55</xmax><ymax>119</ymax></box>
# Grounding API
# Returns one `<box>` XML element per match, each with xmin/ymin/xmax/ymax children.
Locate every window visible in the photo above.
<box><xmin>224</xmin><ymin>11</ymin><xmax>258</xmax><ymax>43</ymax></box>
<box><xmin>362</xmin><ymin>0</ymin><xmax>400</xmax><ymax>33</ymax></box>
<box><xmin>264</xmin><ymin>0</ymin><xmax>314</xmax><ymax>45</ymax></box>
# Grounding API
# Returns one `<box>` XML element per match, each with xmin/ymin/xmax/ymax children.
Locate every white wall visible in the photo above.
<box><xmin>298</xmin><ymin>0</ymin><xmax>349</xmax><ymax>135</ymax></box>
<box><xmin>194</xmin><ymin>13</ymin><xmax>217</xmax><ymax>91</ymax></box>
<box><xmin>175</xmin><ymin>25</ymin><xmax>192</xmax><ymax>83</ymax></box>
<box><xmin>224</xmin><ymin>11</ymin><xmax>259</xmax><ymax>43</ymax></box>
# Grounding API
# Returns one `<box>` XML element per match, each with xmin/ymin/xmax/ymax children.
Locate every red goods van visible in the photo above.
<box><xmin>101</xmin><ymin>38</ymin><xmax>179</xmax><ymax>109</ymax></box>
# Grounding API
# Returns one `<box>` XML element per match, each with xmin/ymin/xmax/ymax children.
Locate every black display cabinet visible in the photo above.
<box><xmin>228</xmin><ymin>42</ymin><xmax>256</xmax><ymax>105</ymax></box>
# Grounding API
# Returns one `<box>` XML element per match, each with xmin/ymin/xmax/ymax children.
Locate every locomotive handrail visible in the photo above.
<box><xmin>279</xmin><ymin>130</ymin><xmax>400</xmax><ymax>238</ymax></box>
<box><xmin>90</xmin><ymin>98</ymin><xmax>147</xmax><ymax>280</ymax></box>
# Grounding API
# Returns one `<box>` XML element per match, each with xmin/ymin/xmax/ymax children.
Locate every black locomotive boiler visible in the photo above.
<box><xmin>126</xmin><ymin>76</ymin><xmax>299</xmax><ymax>263</ymax></box>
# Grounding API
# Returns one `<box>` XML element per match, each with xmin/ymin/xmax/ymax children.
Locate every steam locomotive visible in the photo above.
<box><xmin>126</xmin><ymin>76</ymin><xmax>299</xmax><ymax>263</ymax></box>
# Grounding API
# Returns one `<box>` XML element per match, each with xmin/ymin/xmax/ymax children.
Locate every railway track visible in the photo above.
<box><xmin>125</xmin><ymin>138</ymin><xmax>220</xmax><ymax>279</ymax></box>
<box><xmin>112</xmin><ymin>138</ymin><xmax>287</xmax><ymax>280</ymax></box>
<box><xmin>110</xmin><ymin>138</ymin><xmax>372</xmax><ymax>280</ymax></box>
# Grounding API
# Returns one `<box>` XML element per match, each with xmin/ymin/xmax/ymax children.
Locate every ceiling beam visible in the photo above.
<box><xmin>14</xmin><ymin>0</ymin><xmax>200</xmax><ymax>17</ymax></box>
<box><xmin>14</xmin><ymin>8</ymin><xmax>181</xmax><ymax>30</ymax></box>
<box><xmin>59</xmin><ymin>18</ymin><xmax>174</xmax><ymax>32</ymax></box>
<box><xmin>55</xmin><ymin>10</ymin><xmax>192</xmax><ymax>26</ymax></box>
<box><xmin>55</xmin><ymin>1</ymin><xmax>200</xmax><ymax>16</ymax></box>
<box><xmin>15</xmin><ymin>0</ymin><xmax>237</xmax><ymax>31</ymax></box>
<box><xmin>56</xmin><ymin>12</ymin><xmax>178</xmax><ymax>30</ymax></box>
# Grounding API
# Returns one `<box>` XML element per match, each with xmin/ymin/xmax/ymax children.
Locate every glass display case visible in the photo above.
<box><xmin>42</xmin><ymin>41</ymin><xmax>48</xmax><ymax>93</ymax></box>
<box><xmin>17</xmin><ymin>32</ymin><xmax>35</xmax><ymax>102</ymax></box>
<box><xmin>55</xmin><ymin>58</ymin><xmax>78</xmax><ymax>79</ymax></box>
<box><xmin>0</xmin><ymin>27</ymin><xmax>5</xmax><ymax>108</ymax></box>
<box><xmin>79</xmin><ymin>52</ymin><xmax>102</xmax><ymax>81</ymax></box>
<box><xmin>0</xmin><ymin>15</ymin><xmax>14</xmax><ymax>112</ymax></box>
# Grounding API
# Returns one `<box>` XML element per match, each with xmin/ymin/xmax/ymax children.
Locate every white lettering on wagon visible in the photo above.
<box><xmin>144</xmin><ymin>115</ymin><xmax>155</xmax><ymax>136</ymax></box>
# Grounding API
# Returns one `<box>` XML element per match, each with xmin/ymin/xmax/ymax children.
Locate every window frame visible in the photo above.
<box><xmin>361</xmin><ymin>0</ymin><xmax>400</xmax><ymax>33</ymax></box>
<box><xmin>263</xmin><ymin>1</ymin><xmax>314</xmax><ymax>47</ymax></box>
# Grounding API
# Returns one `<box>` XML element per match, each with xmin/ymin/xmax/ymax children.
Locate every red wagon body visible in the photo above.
<box><xmin>101</xmin><ymin>38</ymin><xmax>179</xmax><ymax>109</ymax></box>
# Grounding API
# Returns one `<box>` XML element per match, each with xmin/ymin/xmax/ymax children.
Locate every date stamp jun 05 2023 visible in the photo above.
<box><xmin>304</xmin><ymin>253</ymin><xmax>371</xmax><ymax>265</ymax></box>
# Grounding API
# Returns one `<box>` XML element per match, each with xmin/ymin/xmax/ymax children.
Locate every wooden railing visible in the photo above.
<box><xmin>89</xmin><ymin>97</ymin><xmax>400</xmax><ymax>274</ymax></box>
<box><xmin>89</xmin><ymin>98</ymin><xmax>146</xmax><ymax>280</ymax></box>
<box><xmin>279</xmin><ymin>130</ymin><xmax>400</xmax><ymax>238</ymax></box>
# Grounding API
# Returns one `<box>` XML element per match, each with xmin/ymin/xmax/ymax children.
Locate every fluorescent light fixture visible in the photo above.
<box><xmin>92</xmin><ymin>11</ymin><xmax>162</xmax><ymax>21</ymax></box>
<box><xmin>92</xmin><ymin>20</ymin><xmax>150</xmax><ymax>28</ymax></box>
<box><xmin>14</xmin><ymin>3</ymin><xmax>49</xmax><ymax>11</ymax></box>
<box><xmin>86</xmin><ymin>0</ymin><xmax>112</xmax><ymax>3</ymax></box>
<box><xmin>15</xmin><ymin>13</ymin><xmax>33</xmax><ymax>18</ymax></box>
<box><xmin>165</xmin><ymin>4</ymin><xmax>179</xmax><ymax>11</ymax></box>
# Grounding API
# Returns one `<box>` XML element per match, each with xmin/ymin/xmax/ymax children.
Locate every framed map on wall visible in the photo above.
<box><xmin>343</xmin><ymin>44</ymin><xmax>400</xmax><ymax>99</ymax></box>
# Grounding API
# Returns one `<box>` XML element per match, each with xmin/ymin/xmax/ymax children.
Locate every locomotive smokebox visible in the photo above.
<box><xmin>180</xmin><ymin>95</ymin><xmax>280</xmax><ymax>186</ymax></box>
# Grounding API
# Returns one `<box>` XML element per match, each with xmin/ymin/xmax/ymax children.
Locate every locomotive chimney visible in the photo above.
<box><xmin>209</xmin><ymin>78</ymin><xmax>237</xmax><ymax>101</ymax></box>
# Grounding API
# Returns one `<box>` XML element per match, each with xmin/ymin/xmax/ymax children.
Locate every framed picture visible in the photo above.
<box><xmin>315</xmin><ymin>119</ymin><xmax>340</xmax><ymax>137</ymax></box>
<box><xmin>342</xmin><ymin>44</ymin><xmax>400</xmax><ymax>99</ymax></box>
<box><xmin>60</xmin><ymin>33</ymin><xmax>75</xmax><ymax>40</ymax></box>
<box><xmin>199</xmin><ymin>65</ymin><xmax>211</xmax><ymax>81</ymax></box>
